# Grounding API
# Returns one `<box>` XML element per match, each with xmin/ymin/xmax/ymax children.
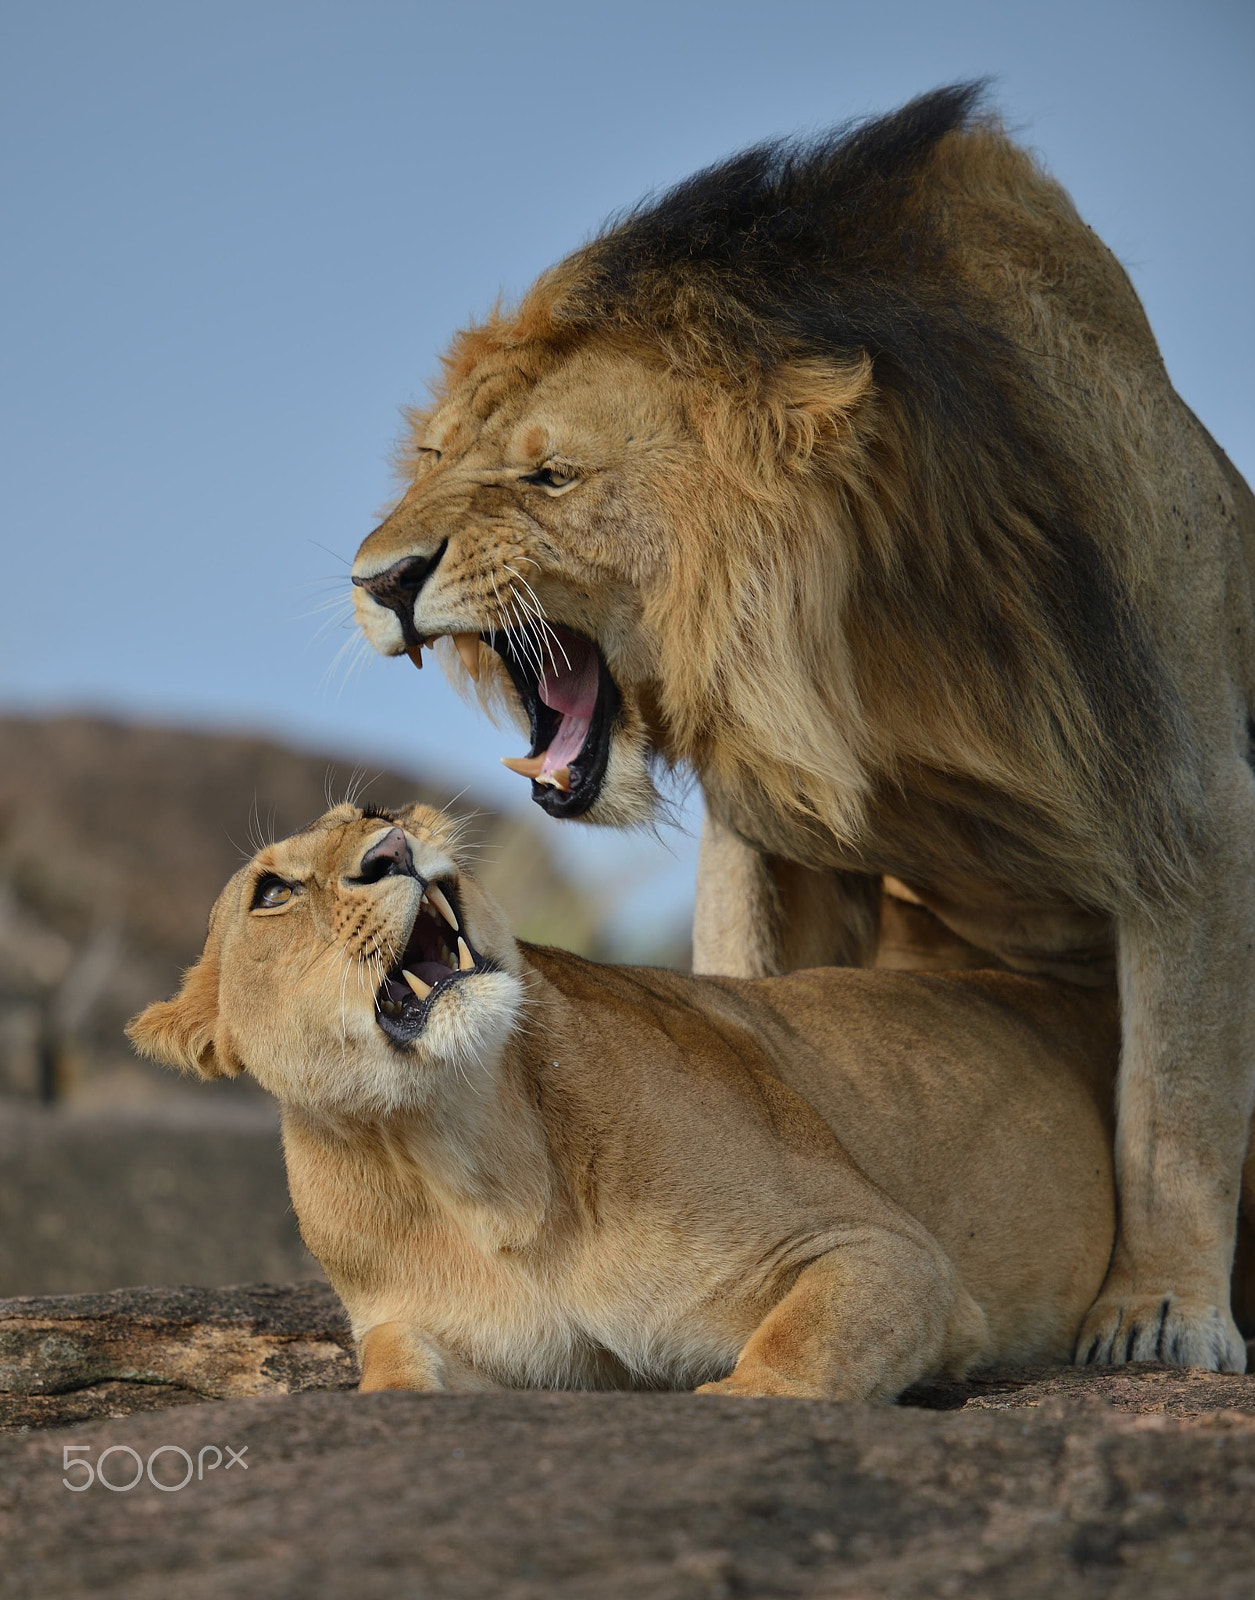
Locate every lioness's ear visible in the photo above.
<box><xmin>126</xmin><ymin>900</ymin><xmax>243</xmax><ymax>1079</ymax></box>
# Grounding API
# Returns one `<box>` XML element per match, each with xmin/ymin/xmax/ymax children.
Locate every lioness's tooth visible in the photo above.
<box><xmin>401</xmin><ymin>969</ymin><xmax>432</xmax><ymax>1001</ymax></box>
<box><xmin>452</xmin><ymin>633</ymin><xmax>481</xmax><ymax>682</ymax></box>
<box><xmin>425</xmin><ymin>883</ymin><xmax>458</xmax><ymax>930</ymax></box>
<box><xmin>501</xmin><ymin>755</ymin><xmax>546</xmax><ymax>780</ymax></box>
<box><xmin>457</xmin><ymin>937</ymin><xmax>474</xmax><ymax>972</ymax></box>
<box><xmin>405</xmin><ymin>645</ymin><xmax>424</xmax><ymax>671</ymax></box>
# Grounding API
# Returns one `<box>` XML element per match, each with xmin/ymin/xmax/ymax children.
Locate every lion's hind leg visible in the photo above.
<box><xmin>1232</xmin><ymin>1127</ymin><xmax>1255</xmax><ymax>1348</ymax></box>
<box><xmin>1075</xmin><ymin>761</ymin><xmax>1255</xmax><ymax>1374</ymax></box>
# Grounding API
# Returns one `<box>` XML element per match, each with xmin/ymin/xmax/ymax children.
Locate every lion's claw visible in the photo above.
<box><xmin>1074</xmin><ymin>1294</ymin><xmax>1246</xmax><ymax>1372</ymax></box>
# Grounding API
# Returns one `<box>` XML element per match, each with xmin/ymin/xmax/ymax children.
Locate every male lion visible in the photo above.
<box><xmin>129</xmin><ymin>803</ymin><xmax>1255</xmax><ymax>1398</ymax></box>
<box><xmin>350</xmin><ymin>86</ymin><xmax>1255</xmax><ymax>1371</ymax></box>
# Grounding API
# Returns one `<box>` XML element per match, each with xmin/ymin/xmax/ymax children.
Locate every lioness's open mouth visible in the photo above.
<box><xmin>484</xmin><ymin>624</ymin><xmax>619</xmax><ymax>819</ymax></box>
<box><xmin>375</xmin><ymin>880</ymin><xmax>492</xmax><ymax>1044</ymax></box>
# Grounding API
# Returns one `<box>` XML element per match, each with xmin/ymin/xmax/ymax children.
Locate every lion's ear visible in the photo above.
<box><xmin>769</xmin><ymin>355</ymin><xmax>873</xmax><ymax>466</ymax></box>
<box><xmin>126</xmin><ymin>911</ymin><xmax>243</xmax><ymax>1080</ymax></box>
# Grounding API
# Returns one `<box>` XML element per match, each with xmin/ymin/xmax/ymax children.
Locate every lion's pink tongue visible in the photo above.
<box><xmin>537</xmin><ymin>635</ymin><xmax>598</xmax><ymax>779</ymax></box>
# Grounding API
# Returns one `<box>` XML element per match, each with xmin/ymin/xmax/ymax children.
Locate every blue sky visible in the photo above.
<box><xmin>2</xmin><ymin>0</ymin><xmax>1251</xmax><ymax>951</ymax></box>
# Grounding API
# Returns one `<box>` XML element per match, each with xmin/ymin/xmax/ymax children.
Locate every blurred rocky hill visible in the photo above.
<box><xmin>0</xmin><ymin>713</ymin><xmax>605</xmax><ymax>1107</ymax></box>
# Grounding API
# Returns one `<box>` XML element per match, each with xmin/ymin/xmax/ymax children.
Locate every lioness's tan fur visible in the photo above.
<box><xmin>127</xmin><ymin>804</ymin><xmax>1255</xmax><ymax>1398</ymax></box>
<box><xmin>349</xmin><ymin>89</ymin><xmax>1255</xmax><ymax>1370</ymax></box>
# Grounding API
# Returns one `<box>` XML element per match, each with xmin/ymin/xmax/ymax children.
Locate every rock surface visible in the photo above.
<box><xmin>1</xmin><ymin>1285</ymin><xmax>1254</xmax><ymax>1597</ymax></box>
<box><xmin>0</xmin><ymin>1282</ymin><xmax>354</xmax><ymax>1430</ymax></box>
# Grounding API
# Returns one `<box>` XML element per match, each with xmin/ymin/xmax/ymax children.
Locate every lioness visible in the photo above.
<box><xmin>127</xmin><ymin>804</ymin><xmax>1255</xmax><ymax>1398</ymax></box>
<box><xmin>349</xmin><ymin>86</ymin><xmax>1255</xmax><ymax>1371</ymax></box>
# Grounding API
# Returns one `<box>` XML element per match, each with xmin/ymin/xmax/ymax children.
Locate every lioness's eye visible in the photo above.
<box><xmin>252</xmin><ymin>876</ymin><xmax>295</xmax><ymax>910</ymax></box>
<box><xmin>522</xmin><ymin>462</ymin><xmax>579</xmax><ymax>494</ymax></box>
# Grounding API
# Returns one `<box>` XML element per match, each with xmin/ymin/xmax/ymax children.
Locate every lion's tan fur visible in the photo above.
<box><xmin>350</xmin><ymin>92</ymin><xmax>1255</xmax><ymax>1370</ymax></box>
<box><xmin>127</xmin><ymin>804</ymin><xmax>1254</xmax><ymax>1398</ymax></box>
<box><xmin>369</xmin><ymin>124</ymin><xmax>1209</xmax><ymax>910</ymax></box>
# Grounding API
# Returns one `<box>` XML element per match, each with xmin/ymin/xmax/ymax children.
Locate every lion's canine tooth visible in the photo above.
<box><xmin>425</xmin><ymin>883</ymin><xmax>458</xmax><ymax>930</ymax></box>
<box><xmin>452</xmin><ymin>633</ymin><xmax>481</xmax><ymax>682</ymax></box>
<box><xmin>457</xmin><ymin>937</ymin><xmax>474</xmax><ymax>972</ymax></box>
<box><xmin>502</xmin><ymin>755</ymin><xmax>570</xmax><ymax>790</ymax></box>
<box><xmin>405</xmin><ymin>645</ymin><xmax>424</xmax><ymax>670</ymax></box>
<box><xmin>501</xmin><ymin>755</ymin><xmax>546</xmax><ymax>780</ymax></box>
<box><xmin>514</xmin><ymin>764</ymin><xmax>571</xmax><ymax>792</ymax></box>
<box><xmin>401</xmin><ymin>969</ymin><xmax>432</xmax><ymax>1001</ymax></box>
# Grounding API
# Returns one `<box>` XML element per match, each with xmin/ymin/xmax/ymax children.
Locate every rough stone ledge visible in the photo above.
<box><xmin>901</xmin><ymin>1357</ymin><xmax>1255</xmax><ymax>1420</ymax></box>
<box><xmin>0</xmin><ymin>1282</ymin><xmax>356</xmax><ymax>1429</ymax></box>
<box><xmin>3</xmin><ymin>1387</ymin><xmax>1255</xmax><ymax>1600</ymax></box>
<box><xmin>3</xmin><ymin>1283</ymin><xmax>1252</xmax><ymax>1435</ymax></box>
<box><xmin>3</xmin><ymin>1287</ymin><xmax>1254</xmax><ymax>1597</ymax></box>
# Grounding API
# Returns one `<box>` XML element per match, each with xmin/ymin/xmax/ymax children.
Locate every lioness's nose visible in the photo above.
<box><xmin>351</xmin><ymin>544</ymin><xmax>447</xmax><ymax>646</ymax></box>
<box><xmin>358</xmin><ymin>827</ymin><xmax>413</xmax><ymax>879</ymax></box>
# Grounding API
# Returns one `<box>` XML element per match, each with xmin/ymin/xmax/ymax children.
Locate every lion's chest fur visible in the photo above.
<box><xmin>713</xmin><ymin>772</ymin><xmax>1119</xmax><ymax>977</ymax></box>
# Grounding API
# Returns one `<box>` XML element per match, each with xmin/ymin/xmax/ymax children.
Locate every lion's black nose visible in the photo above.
<box><xmin>351</xmin><ymin>542</ymin><xmax>448</xmax><ymax>648</ymax></box>
<box><xmin>358</xmin><ymin>827</ymin><xmax>413</xmax><ymax>882</ymax></box>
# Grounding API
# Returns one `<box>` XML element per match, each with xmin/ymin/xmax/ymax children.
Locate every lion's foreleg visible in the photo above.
<box><xmin>693</xmin><ymin>814</ymin><xmax>781</xmax><ymax>977</ymax></box>
<box><xmin>695</xmin><ymin>1231</ymin><xmax>987</xmax><ymax>1402</ymax></box>
<box><xmin>693</xmin><ymin>812</ymin><xmax>880</xmax><ymax>977</ymax></box>
<box><xmin>1077</xmin><ymin>767</ymin><xmax>1255</xmax><ymax>1373</ymax></box>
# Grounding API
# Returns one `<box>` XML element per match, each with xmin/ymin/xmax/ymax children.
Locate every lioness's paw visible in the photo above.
<box><xmin>1074</xmin><ymin>1294</ymin><xmax>1246</xmax><ymax>1372</ymax></box>
<box><xmin>695</xmin><ymin>1376</ymin><xmax>772</xmax><ymax>1398</ymax></box>
<box><xmin>695</xmin><ymin>1369</ymin><xmax>833</xmax><ymax>1399</ymax></box>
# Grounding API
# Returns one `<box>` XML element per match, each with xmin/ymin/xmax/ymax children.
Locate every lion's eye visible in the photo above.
<box><xmin>252</xmin><ymin>876</ymin><xmax>295</xmax><ymax>910</ymax></box>
<box><xmin>522</xmin><ymin>462</ymin><xmax>579</xmax><ymax>494</ymax></box>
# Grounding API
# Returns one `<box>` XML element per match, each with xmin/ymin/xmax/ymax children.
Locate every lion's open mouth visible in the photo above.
<box><xmin>484</xmin><ymin>624</ymin><xmax>619</xmax><ymax>819</ymax></box>
<box><xmin>374</xmin><ymin>880</ymin><xmax>492</xmax><ymax>1044</ymax></box>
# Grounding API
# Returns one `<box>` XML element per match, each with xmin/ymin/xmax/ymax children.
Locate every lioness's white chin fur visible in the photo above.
<box><xmin>415</xmin><ymin>969</ymin><xmax>526</xmax><ymax>1091</ymax></box>
<box><xmin>255</xmin><ymin>969</ymin><xmax>526</xmax><ymax>1120</ymax></box>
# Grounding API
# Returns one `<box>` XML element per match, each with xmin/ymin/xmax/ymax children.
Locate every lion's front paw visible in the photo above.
<box><xmin>1074</xmin><ymin>1293</ymin><xmax>1246</xmax><ymax>1372</ymax></box>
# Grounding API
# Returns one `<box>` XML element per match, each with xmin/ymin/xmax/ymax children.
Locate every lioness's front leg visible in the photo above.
<box><xmin>695</xmin><ymin>1232</ymin><xmax>987</xmax><ymax>1402</ymax></box>
<box><xmin>693</xmin><ymin>813</ymin><xmax>879</xmax><ymax>977</ymax></box>
<box><xmin>1077</xmin><ymin>764</ymin><xmax>1255</xmax><ymax>1373</ymax></box>
<box><xmin>358</xmin><ymin>1322</ymin><xmax>495</xmax><ymax>1392</ymax></box>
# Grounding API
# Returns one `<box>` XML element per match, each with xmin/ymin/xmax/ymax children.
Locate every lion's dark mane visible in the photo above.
<box><xmin>551</xmin><ymin>85</ymin><xmax>1201</xmax><ymax>905</ymax></box>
